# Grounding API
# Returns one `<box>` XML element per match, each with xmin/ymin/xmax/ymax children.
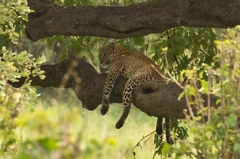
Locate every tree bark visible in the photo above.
<box><xmin>26</xmin><ymin>0</ymin><xmax>240</xmax><ymax>41</ymax></box>
<box><xmin>12</xmin><ymin>56</ymin><xmax>218</xmax><ymax>119</ymax></box>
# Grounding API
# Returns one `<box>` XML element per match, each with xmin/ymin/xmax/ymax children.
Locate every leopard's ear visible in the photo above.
<box><xmin>108</xmin><ymin>42</ymin><xmax>116</xmax><ymax>49</ymax></box>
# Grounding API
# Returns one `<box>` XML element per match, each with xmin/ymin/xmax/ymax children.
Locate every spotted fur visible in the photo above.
<box><xmin>98</xmin><ymin>42</ymin><xmax>169</xmax><ymax>139</ymax></box>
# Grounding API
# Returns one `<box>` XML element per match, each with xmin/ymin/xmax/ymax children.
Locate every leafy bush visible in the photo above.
<box><xmin>153</xmin><ymin>27</ymin><xmax>240</xmax><ymax>158</ymax></box>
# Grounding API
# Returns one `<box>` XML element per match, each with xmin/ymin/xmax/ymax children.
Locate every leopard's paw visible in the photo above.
<box><xmin>115</xmin><ymin>120</ymin><xmax>124</xmax><ymax>129</ymax></box>
<box><xmin>100</xmin><ymin>99</ymin><xmax>109</xmax><ymax>115</ymax></box>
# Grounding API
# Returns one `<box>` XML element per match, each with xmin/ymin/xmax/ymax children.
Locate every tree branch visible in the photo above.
<box><xmin>26</xmin><ymin>0</ymin><xmax>240</xmax><ymax>41</ymax></box>
<box><xmin>12</xmin><ymin>56</ymin><xmax>218</xmax><ymax>119</ymax></box>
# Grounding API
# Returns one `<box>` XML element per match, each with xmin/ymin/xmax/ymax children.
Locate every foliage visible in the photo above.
<box><xmin>0</xmin><ymin>0</ymin><xmax>46</xmax><ymax>158</ymax></box>
<box><xmin>15</xmin><ymin>105</ymin><xmax>83</xmax><ymax>159</ymax></box>
<box><xmin>152</xmin><ymin>27</ymin><xmax>240</xmax><ymax>158</ymax></box>
<box><xmin>0</xmin><ymin>37</ymin><xmax>46</xmax><ymax>158</ymax></box>
<box><xmin>1</xmin><ymin>0</ymin><xmax>240</xmax><ymax>158</ymax></box>
<box><xmin>0</xmin><ymin>0</ymin><xmax>31</xmax><ymax>46</ymax></box>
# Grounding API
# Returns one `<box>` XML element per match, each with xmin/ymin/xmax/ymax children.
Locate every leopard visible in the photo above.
<box><xmin>98</xmin><ymin>42</ymin><xmax>171</xmax><ymax>143</ymax></box>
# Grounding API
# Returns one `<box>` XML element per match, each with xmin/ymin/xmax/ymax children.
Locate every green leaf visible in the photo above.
<box><xmin>178</xmin><ymin>92</ymin><xmax>185</xmax><ymax>100</ymax></box>
<box><xmin>199</xmin><ymin>80</ymin><xmax>208</xmax><ymax>93</ymax></box>
<box><xmin>38</xmin><ymin>70</ymin><xmax>45</xmax><ymax>75</ymax></box>
<box><xmin>37</xmin><ymin>138</ymin><xmax>59</xmax><ymax>152</ymax></box>
<box><xmin>234</xmin><ymin>143</ymin><xmax>240</xmax><ymax>153</ymax></box>
<box><xmin>38</xmin><ymin>74</ymin><xmax>45</xmax><ymax>80</ymax></box>
<box><xmin>21</xmin><ymin>71</ymin><xmax>29</xmax><ymax>77</ymax></box>
<box><xmin>161</xmin><ymin>143</ymin><xmax>172</xmax><ymax>156</ymax></box>
<box><xmin>225</xmin><ymin>114</ymin><xmax>237</xmax><ymax>128</ymax></box>
<box><xmin>16</xmin><ymin>153</ymin><xmax>31</xmax><ymax>159</ymax></box>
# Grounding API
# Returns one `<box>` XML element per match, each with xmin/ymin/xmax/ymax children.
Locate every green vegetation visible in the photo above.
<box><xmin>1</xmin><ymin>0</ymin><xmax>240</xmax><ymax>158</ymax></box>
<box><xmin>174</xmin><ymin>27</ymin><xmax>240</xmax><ymax>158</ymax></box>
<box><xmin>14</xmin><ymin>89</ymin><xmax>159</xmax><ymax>159</ymax></box>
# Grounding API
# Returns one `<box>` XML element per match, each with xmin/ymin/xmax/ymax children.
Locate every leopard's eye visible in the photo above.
<box><xmin>103</xmin><ymin>52</ymin><xmax>107</xmax><ymax>57</ymax></box>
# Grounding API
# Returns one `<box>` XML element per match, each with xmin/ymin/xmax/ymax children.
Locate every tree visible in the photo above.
<box><xmin>1</xmin><ymin>0</ymin><xmax>240</xmax><ymax>158</ymax></box>
<box><xmin>19</xmin><ymin>0</ymin><xmax>235</xmax><ymax>121</ymax></box>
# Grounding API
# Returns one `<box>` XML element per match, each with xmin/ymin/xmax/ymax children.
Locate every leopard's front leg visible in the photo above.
<box><xmin>101</xmin><ymin>71</ymin><xmax>121</xmax><ymax>115</ymax></box>
<box><xmin>101</xmin><ymin>98</ymin><xmax>109</xmax><ymax>115</ymax></box>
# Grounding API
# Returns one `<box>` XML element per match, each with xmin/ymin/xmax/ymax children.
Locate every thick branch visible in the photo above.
<box><xmin>26</xmin><ymin>0</ymin><xmax>240</xmax><ymax>41</ymax></box>
<box><xmin>13</xmin><ymin>57</ymin><xmax>218</xmax><ymax>119</ymax></box>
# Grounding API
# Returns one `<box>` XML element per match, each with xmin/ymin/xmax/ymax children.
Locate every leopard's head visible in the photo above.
<box><xmin>98</xmin><ymin>42</ymin><xmax>116</xmax><ymax>72</ymax></box>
